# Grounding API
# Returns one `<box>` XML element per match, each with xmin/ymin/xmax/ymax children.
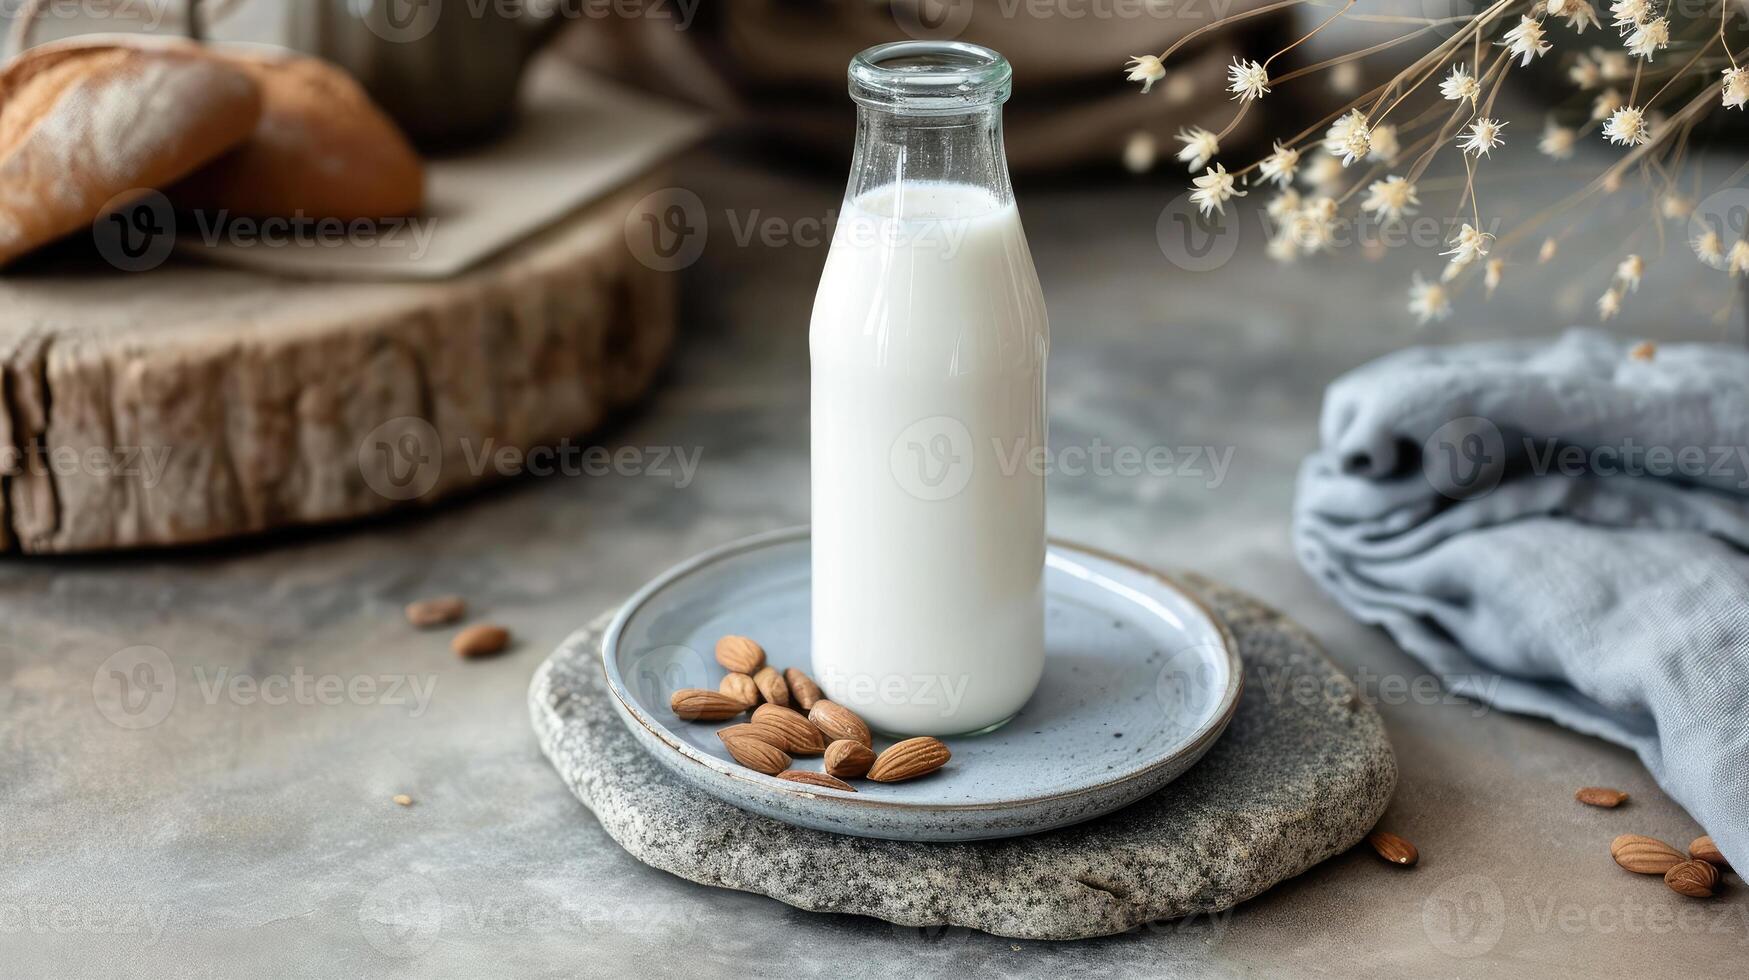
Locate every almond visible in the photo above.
<box><xmin>452</xmin><ymin>624</ymin><xmax>510</xmax><ymax>658</ymax></box>
<box><xmin>752</xmin><ymin>703</ymin><xmax>826</xmax><ymax>755</ymax></box>
<box><xmin>824</xmin><ymin>739</ymin><xmax>875</xmax><ymax>779</ymax></box>
<box><xmin>714</xmin><ymin>635</ymin><xmax>765</xmax><ymax>674</ymax></box>
<box><xmin>718</xmin><ymin>729</ymin><xmax>790</xmax><ymax>774</ymax></box>
<box><xmin>809</xmin><ymin>700</ymin><xmax>872</xmax><ymax>747</ymax></box>
<box><xmin>867</xmin><ymin>737</ymin><xmax>950</xmax><ymax>782</ymax></box>
<box><xmin>1367</xmin><ymin>830</ymin><xmax>1418</xmax><ymax>867</ymax></box>
<box><xmin>405</xmin><ymin>595</ymin><xmax>465</xmax><ymax>628</ymax></box>
<box><xmin>669</xmin><ymin>688</ymin><xmax>746</xmax><ymax>722</ymax></box>
<box><xmin>719</xmin><ymin>672</ymin><xmax>758</xmax><ymax>709</ymax></box>
<box><xmin>752</xmin><ymin>665</ymin><xmax>790</xmax><ymax>707</ymax></box>
<box><xmin>1690</xmin><ymin>835</ymin><xmax>1731</xmax><ymax>872</ymax></box>
<box><xmin>1611</xmin><ymin>834</ymin><xmax>1686</xmax><ymax>875</ymax></box>
<box><xmin>1575</xmin><ymin>786</ymin><xmax>1629</xmax><ymax>808</ymax></box>
<box><xmin>716</xmin><ymin>722</ymin><xmax>783</xmax><ymax>743</ymax></box>
<box><xmin>784</xmin><ymin>668</ymin><xmax>825</xmax><ymax>710</ymax></box>
<box><xmin>1665</xmin><ymin>859</ymin><xmax>1719</xmax><ymax>899</ymax></box>
<box><xmin>777</xmin><ymin>770</ymin><xmax>856</xmax><ymax>792</ymax></box>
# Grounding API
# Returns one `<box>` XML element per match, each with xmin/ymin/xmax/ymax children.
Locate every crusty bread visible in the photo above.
<box><xmin>173</xmin><ymin>48</ymin><xmax>425</xmax><ymax>221</ymax></box>
<box><xmin>0</xmin><ymin>37</ymin><xmax>263</xmax><ymax>268</ymax></box>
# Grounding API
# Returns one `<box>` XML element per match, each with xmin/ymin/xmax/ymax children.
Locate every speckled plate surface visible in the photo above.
<box><xmin>600</xmin><ymin>527</ymin><xmax>1242</xmax><ymax>841</ymax></box>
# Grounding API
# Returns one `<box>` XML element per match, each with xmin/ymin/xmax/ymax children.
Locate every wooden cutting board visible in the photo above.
<box><xmin>0</xmin><ymin>176</ymin><xmax>675</xmax><ymax>554</ymax></box>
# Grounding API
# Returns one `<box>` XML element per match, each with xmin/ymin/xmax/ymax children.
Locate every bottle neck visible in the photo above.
<box><xmin>845</xmin><ymin>104</ymin><xmax>1013</xmax><ymax>210</ymax></box>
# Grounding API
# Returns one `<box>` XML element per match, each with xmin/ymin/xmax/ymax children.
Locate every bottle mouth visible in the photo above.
<box><xmin>848</xmin><ymin>41</ymin><xmax>1012</xmax><ymax>113</ymax></box>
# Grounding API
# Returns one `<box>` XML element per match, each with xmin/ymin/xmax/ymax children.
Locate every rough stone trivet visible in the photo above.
<box><xmin>529</xmin><ymin>574</ymin><xmax>1397</xmax><ymax>941</ymax></box>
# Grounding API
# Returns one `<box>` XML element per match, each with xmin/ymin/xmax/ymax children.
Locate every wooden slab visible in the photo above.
<box><xmin>0</xmin><ymin>177</ymin><xmax>675</xmax><ymax>553</ymax></box>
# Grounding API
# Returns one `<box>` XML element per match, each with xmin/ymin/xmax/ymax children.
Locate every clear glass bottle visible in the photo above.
<box><xmin>809</xmin><ymin>42</ymin><xmax>1049</xmax><ymax>737</ymax></box>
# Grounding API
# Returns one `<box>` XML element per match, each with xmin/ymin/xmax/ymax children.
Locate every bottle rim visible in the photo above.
<box><xmin>848</xmin><ymin>41</ymin><xmax>1012</xmax><ymax>113</ymax></box>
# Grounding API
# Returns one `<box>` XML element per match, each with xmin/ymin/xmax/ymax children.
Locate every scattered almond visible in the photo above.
<box><xmin>752</xmin><ymin>703</ymin><xmax>826</xmax><ymax>755</ymax></box>
<box><xmin>784</xmin><ymin>668</ymin><xmax>825</xmax><ymax>710</ymax></box>
<box><xmin>868</xmin><ymin>737</ymin><xmax>951</xmax><ymax>782</ymax></box>
<box><xmin>1665</xmin><ymin>859</ymin><xmax>1719</xmax><ymax>899</ymax></box>
<box><xmin>719</xmin><ymin>672</ymin><xmax>758</xmax><ymax>709</ymax></box>
<box><xmin>670</xmin><ymin>688</ymin><xmax>747</xmax><ymax>722</ymax></box>
<box><xmin>405</xmin><ymin>595</ymin><xmax>465</xmax><ymax>628</ymax></box>
<box><xmin>1367</xmin><ymin>830</ymin><xmax>1419</xmax><ymax>867</ymax></box>
<box><xmin>1628</xmin><ymin>341</ymin><xmax>1656</xmax><ymax>362</ymax></box>
<box><xmin>777</xmin><ymin>770</ymin><xmax>856</xmax><ymax>792</ymax></box>
<box><xmin>392</xmin><ymin>794</ymin><xmax>413</xmax><ymax>807</ymax></box>
<box><xmin>1575</xmin><ymin>786</ymin><xmax>1629</xmax><ymax>808</ymax></box>
<box><xmin>1611</xmin><ymin>834</ymin><xmax>1686</xmax><ymax>875</ymax></box>
<box><xmin>452</xmin><ymin>624</ymin><xmax>510</xmax><ymax>658</ymax></box>
<box><xmin>824</xmin><ymin>739</ymin><xmax>875</xmax><ymax>779</ymax></box>
<box><xmin>719</xmin><ymin>728</ymin><xmax>790</xmax><ymax>774</ymax></box>
<box><xmin>752</xmin><ymin>665</ymin><xmax>790</xmax><ymax>707</ymax></box>
<box><xmin>714</xmin><ymin>635</ymin><xmax>766</xmax><ymax>674</ymax></box>
<box><xmin>809</xmin><ymin>700</ymin><xmax>872</xmax><ymax>748</ymax></box>
<box><xmin>1690</xmin><ymin>835</ymin><xmax>1731</xmax><ymax>872</ymax></box>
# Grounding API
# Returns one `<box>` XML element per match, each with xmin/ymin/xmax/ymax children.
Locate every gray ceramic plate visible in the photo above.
<box><xmin>601</xmin><ymin>527</ymin><xmax>1241</xmax><ymax>841</ymax></box>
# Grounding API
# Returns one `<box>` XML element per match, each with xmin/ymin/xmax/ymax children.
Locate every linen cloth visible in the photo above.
<box><xmin>1295</xmin><ymin>328</ymin><xmax>1749</xmax><ymax>871</ymax></box>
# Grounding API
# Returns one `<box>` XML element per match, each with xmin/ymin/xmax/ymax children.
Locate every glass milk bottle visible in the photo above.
<box><xmin>810</xmin><ymin>42</ymin><xmax>1048</xmax><ymax>737</ymax></box>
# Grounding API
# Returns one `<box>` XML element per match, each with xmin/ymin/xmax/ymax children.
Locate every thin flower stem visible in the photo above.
<box><xmin>1270</xmin><ymin>22</ymin><xmax>1458</xmax><ymax>87</ymax></box>
<box><xmin>1645</xmin><ymin>36</ymin><xmax>1719</xmax><ymax>108</ymax></box>
<box><xmin>1152</xmin><ymin>0</ymin><xmax>1314</xmax><ymax>65</ymax></box>
<box><xmin>1265</xmin><ymin>0</ymin><xmax>1357</xmax><ymax>71</ymax></box>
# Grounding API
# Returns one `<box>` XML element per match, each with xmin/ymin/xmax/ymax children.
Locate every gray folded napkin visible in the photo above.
<box><xmin>1294</xmin><ymin>327</ymin><xmax>1749</xmax><ymax>872</ymax></box>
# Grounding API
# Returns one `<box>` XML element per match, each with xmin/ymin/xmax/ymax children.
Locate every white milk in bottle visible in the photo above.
<box><xmin>810</xmin><ymin>42</ymin><xmax>1048</xmax><ymax>737</ymax></box>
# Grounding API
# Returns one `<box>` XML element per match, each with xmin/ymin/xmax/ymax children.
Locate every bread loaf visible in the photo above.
<box><xmin>0</xmin><ymin>37</ymin><xmax>262</xmax><ymax>268</ymax></box>
<box><xmin>173</xmin><ymin>47</ymin><xmax>425</xmax><ymax>220</ymax></box>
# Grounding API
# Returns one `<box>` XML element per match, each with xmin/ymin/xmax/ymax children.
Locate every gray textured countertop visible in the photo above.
<box><xmin>4</xmin><ymin>140</ymin><xmax>1745</xmax><ymax>979</ymax></box>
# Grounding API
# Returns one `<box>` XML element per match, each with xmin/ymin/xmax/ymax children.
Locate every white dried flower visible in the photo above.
<box><xmin>1659</xmin><ymin>193</ymin><xmax>1692</xmax><ymax>219</ymax></box>
<box><xmin>1594</xmin><ymin>46</ymin><xmax>1632</xmax><ymax>79</ymax></box>
<box><xmin>1441</xmin><ymin>63</ymin><xmax>1482</xmax><ymax>103</ymax></box>
<box><xmin>1501</xmin><ymin>16</ymin><xmax>1552</xmax><ymax>67</ymax></box>
<box><xmin>1361</xmin><ymin>176</ymin><xmax>1420</xmax><ymax>223</ymax></box>
<box><xmin>1302</xmin><ymin>152</ymin><xmax>1346</xmax><ymax>192</ymax></box>
<box><xmin>1616</xmin><ymin>253</ymin><xmax>1644</xmax><ymax>290</ymax></box>
<box><xmin>1539</xmin><ymin>123</ymin><xmax>1577</xmax><ymax>159</ymax></box>
<box><xmin>1164</xmin><ymin>73</ymin><xmax>1197</xmax><ymax>104</ymax></box>
<box><xmin>1409</xmin><ymin>273</ymin><xmax>1452</xmax><ymax>324</ymax></box>
<box><xmin>1323</xmin><ymin>109</ymin><xmax>1372</xmax><ymax>166</ymax></box>
<box><xmin>1459</xmin><ymin>118</ymin><xmax>1507</xmax><ymax>157</ymax></box>
<box><xmin>1368</xmin><ymin>124</ymin><xmax>1401</xmax><ymax>164</ymax></box>
<box><xmin>1174</xmin><ymin>126</ymin><xmax>1220</xmax><ymax>171</ymax></box>
<box><xmin>1227</xmin><ymin>58</ymin><xmax>1271</xmax><ymax>101</ymax></box>
<box><xmin>1570</xmin><ymin>52</ymin><xmax>1603</xmax><ymax>88</ymax></box>
<box><xmin>1609</xmin><ymin>0</ymin><xmax>1650</xmax><ymax>29</ymax></box>
<box><xmin>1266</xmin><ymin>188</ymin><xmax>1303</xmax><ymax>221</ymax></box>
<box><xmin>1592</xmin><ymin>87</ymin><xmax>1624</xmax><ymax>120</ymax></box>
<box><xmin>1597</xmin><ymin>286</ymin><xmax>1622</xmax><ymax>320</ymax></box>
<box><xmin>1730</xmin><ymin>239</ymin><xmax>1749</xmax><ymax>277</ymax></box>
<box><xmin>1257</xmin><ymin>142</ymin><xmax>1301</xmax><ymax>188</ymax></box>
<box><xmin>1126</xmin><ymin>55</ymin><xmax>1167</xmax><ymax>93</ymax></box>
<box><xmin>1267</xmin><ymin>232</ymin><xmax>1301</xmax><ymax>263</ymax></box>
<box><xmin>1330</xmin><ymin>61</ymin><xmax>1362</xmax><ymax>95</ymax></box>
<box><xmin>1625</xmin><ymin>17</ymin><xmax>1668</xmax><ymax>60</ymax></box>
<box><xmin>1539</xmin><ymin>237</ymin><xmax>1560</xmax><ymax>263</ymax></box>
<box><xmin>1725</xmin><ymin>67</ymin><xmax>1749</xmax><ymax>110</ymax></box>
<box><xmin>1290</xmin><ymin>197</ymin><xmax>1339</xmax><ymax>253</ymax></box>
<box><xmin>1484</xmin><ymin>258</ymin><xmax>1506</xmax><ymax>296</ymax></box>
<box><xmin>1443</xmin><ymin>222</ymin><xmax>1494</xmax><ymax>268</ymax></box>
<box><xmin>1692</xmin><ymin>230</ymin><xmax>1726</xmax><ymax>268</ymax></box>
<box><xmin>1122</xmin><ymin>131</ymin><xmax>1157</xmax><ymax>173</ymax></box>
<box><xmin>1190</xmin><ymin>163</ymin><xmax>1246</xmax><ymax>216</ymax></box>
<box><xmin>1547</xmin><ymin>0</ymin><xmax>1600</xmax><ymax>32</ymax></box>
<box><xmin>1602</xmin><ymin>105</ymin><xmax>1650</xmax><ymax>145</ymax></box>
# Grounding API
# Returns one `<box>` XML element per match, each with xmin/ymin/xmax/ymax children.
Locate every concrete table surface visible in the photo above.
<box><xmin>4</xmin><ymin>140</ymin><xmax>1745</xmax><ymax>979</ymax></box>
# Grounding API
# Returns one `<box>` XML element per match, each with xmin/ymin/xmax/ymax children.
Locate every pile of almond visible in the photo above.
<box><xmin>666</xmin><ymin>635</ymin><xmax>951</xmax><ymax>792</ymax></box>
<box><xmin>1581</xmin><ymin>785</ymin><xmax>1734</xmax><ymax>899</ymax></box>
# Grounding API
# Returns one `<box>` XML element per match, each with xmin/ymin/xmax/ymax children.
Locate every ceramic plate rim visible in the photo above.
<box><xmin>600</xmin><ymin>525</ymin><xmax>1243</xmax><ymax>812</ymax></box>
